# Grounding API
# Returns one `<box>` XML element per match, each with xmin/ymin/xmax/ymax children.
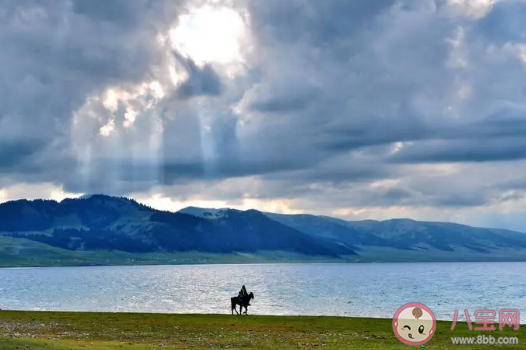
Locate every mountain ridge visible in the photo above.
<box><xmin>0</xmin><ymin>195</ymin><xmax>524</xmax><ymax>266</ymax></box>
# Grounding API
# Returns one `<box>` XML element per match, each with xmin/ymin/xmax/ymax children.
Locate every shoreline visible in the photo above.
<box><xmin>2</xmin><ymin>258</ymin><xmax>526</xmax><ymax>269</ymax></box>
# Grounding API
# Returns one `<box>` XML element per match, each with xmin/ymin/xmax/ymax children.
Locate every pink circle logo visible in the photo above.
<box><xmin>393</xmin><ymin>302</ymin><xmax>436</xmax><ymax>346</ymax></box>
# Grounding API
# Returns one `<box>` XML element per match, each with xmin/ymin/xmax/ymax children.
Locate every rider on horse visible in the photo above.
<box><xmin>231</xmin><ymin>285</ymin><xmax>254</xmax><ymax>315</ymax></box>
<box><xmin>238</xmin><ymin>285</ymin><xmax>250</xmax><ymax>305</ymax></box>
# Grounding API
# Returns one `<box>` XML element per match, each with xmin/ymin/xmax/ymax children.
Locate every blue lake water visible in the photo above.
<box><xmin>0</xmin><ymin>262</ymin><xmax>525</xmax><ymax>323</ymax></box>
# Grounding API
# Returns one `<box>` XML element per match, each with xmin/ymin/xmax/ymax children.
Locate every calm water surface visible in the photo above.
<box><xmin>0</xmin><ymin>262</ymin><xmax>524</xmax><ymax>323</ymax></box>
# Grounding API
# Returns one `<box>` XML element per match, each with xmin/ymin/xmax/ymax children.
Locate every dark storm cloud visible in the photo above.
<box><xmin>427</xmin><ymin>193</ymin><xmax>490</xmax><ymax>207</ymax></box>
<box><xmin>0</xmin><ymin>0</ymin><xmax>186</xmax><ymax>186</ymax></box>
<box><xmin>386</xmin><ymin>103</ymin><xmax>526</xmax><ymax>163</ymax></box>
<box><xmin>247</xmin><ymin>0</ymin><xmax>398</xmax><ymax>47</ymax></box>
<box><xmin>322</xmin><ymin>113</ymin><xmax>431</xmax><ymax>151</ymax></box>
<box><xmin>249</xmin><ymin>87</ymin><xmax>318</xmax><ymax>114</ymax></box>
<box><xmin>233</xmin><ymin>0</ymin><xmax>457</xmax><ymax>169</ymax></box>
<box><xmin>70</xmin><ymin>0</ymin><xmax>152</xmax><ymax>27</ymax></box>
<box><xmin>2</xmin><ymin>0</ymin><xmax>449</xmax><ymax>192</ymax></box>
<box><xmin>389</xmin><ymin>138</ymin><xmax>526</xmax><ymax>164</ymax></box>
<box><xmin>237</xmin><ymin>0</ymin><xmax>526</xmax><ymax>175</ymax></box>
<box><xmin>160</xmin><ymin>152</ymin><xmax>317</xmax><ymax>184</ymax></box>
<box><xmin>3</xmin><ymin>0</ymin><xmax>526</xmax><ymax>219</ymax></box>
<box><xmin>0</xmin><ymin>140</ymin><xmax>44</xmax><ymax>170</ymax></box>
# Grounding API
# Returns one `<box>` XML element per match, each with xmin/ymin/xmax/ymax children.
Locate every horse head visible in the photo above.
<box><xmin>249</xmin><ymin>292</ymin><xmax>254</xmax><ymax>300</ymax></box>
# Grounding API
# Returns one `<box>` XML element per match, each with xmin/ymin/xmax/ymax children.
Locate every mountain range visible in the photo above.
<box><xmin>0</xmin><ymin>194</ymin><xmax>525</xmax><ymax>267</ymax></box>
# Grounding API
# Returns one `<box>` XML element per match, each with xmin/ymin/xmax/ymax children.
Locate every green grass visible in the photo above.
<box><xmin>0</xmin><ymin>311</ymin><xmax>522</xmax><ymax>349</ymax></box>
<box><xmin>0</xmin><ymin>236</ymin><xmax>348</xmax><ymax>267</ymax></box>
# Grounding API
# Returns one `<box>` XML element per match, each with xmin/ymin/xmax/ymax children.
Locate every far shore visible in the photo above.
<box><xmin>2</xmin><ymin>250</ymin><xmax>526</xmax><ymax>269</ymax></box>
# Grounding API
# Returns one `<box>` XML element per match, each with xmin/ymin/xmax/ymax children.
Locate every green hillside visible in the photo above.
<box><xmin>0</xmin><ymin>195</ymin><xmax>524</xmax><ymax>267</ymax></box>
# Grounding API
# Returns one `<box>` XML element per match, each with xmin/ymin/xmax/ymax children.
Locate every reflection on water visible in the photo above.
<box><xmin>0</xmin><ymin>262</ymin><xmax>525</xmax><ymax>323</ymax></box>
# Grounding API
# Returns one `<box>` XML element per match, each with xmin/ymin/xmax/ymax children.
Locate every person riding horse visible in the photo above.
<box><xmin>238</xmin><ymin>285</ymin><xmax>250</xmax><ymax>305</ymax></box>
<box><xmin>231</xmin><ymin>285</ymin><xmax>254</xmax><ymax>315</ymax></box>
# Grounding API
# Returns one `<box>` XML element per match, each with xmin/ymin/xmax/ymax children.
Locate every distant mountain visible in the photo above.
<box><xmin>264</xmin><ymin>213</ymin><xmax>526</xmax><ymax>254</ymax></box>
<box><xmin>0</xmin><ymin>195</ymin><xmax>524</xmax><ymax>267</ymax></box>
<box><xmin>182</xmin><ymin>207</ymin><xmax>526</xmax><ymax>262</ymax></box>
<box><xmin>0</xmin><ymin>195</ymin><xmax>351</xmax><ymax>264</ymax></box>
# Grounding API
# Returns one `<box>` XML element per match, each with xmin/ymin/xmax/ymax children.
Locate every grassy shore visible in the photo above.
<box><xmin>4</xmin><ymin>236</ymin><xmax>526</xmax><ymax>268</ymax></box>
<box><xmin>0</xmin><ymin>311</ymin><xmax>522</xmax><ymax>349</ymax></box>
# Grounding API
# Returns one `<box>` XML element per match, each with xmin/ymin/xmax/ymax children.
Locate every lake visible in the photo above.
<box><xmin>0</xmin><ymin>262</ymin><xmax>524</xmax><ymax>323</ymax></box>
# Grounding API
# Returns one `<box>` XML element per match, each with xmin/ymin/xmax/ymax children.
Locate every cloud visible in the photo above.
<box><xmin>69</xmin><ymin>0</ymin><xmax>151</xmax><ymax>27</ymax></box>
<box><xmin>473</xmin><ymin>0</ymin><xmax>526</xmax><ymax>43</ymax></box>
<box><xmin>2</xmin><ymin>0</ymin><xmax>526</xmax><ymax>230</ymax></box>
<box><xmin>172</xmin><ymin>51</ymin><xmax>224</xmax><ymax>98</ymax></box>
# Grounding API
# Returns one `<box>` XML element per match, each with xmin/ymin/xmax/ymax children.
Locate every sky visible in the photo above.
<box><xmin>2</xmin><ymin>0</ymin><xmax>526</xmax><ymax>231</ymax></box>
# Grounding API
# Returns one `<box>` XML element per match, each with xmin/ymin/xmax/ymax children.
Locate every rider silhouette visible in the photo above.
<box><xmin>238</xmin><ymin>285</ymin><xmax>250</xmax><ymax>305</ymax></box>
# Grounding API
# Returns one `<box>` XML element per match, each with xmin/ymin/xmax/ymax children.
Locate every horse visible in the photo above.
<box><xmin>231</xmin><ymin>292</ymin><xmax>254</xmax><ymax>315</ymax></box>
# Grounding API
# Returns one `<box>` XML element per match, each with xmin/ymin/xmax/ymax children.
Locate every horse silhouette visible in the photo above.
<box><xmin>231</xmin><ymin>292</ymin><xmax>254</xmax><ymax>315</ymax></box>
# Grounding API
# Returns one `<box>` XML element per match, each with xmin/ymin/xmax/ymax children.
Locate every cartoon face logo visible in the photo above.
<box><xmin>393</xmin><ymin>303</ymin><xmax>436</xmax><ymax>346</ymax></box>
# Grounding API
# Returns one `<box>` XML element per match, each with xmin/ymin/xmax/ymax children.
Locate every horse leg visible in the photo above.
<box><xmin>235</xmin><ymin>300</ymin><xmax>240</xmax><ymax>315</ymax></box>
<box><xmin>231</xmin><ymin>299</ymin><xmax>239</xmax><ymax>315</ymax></box>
